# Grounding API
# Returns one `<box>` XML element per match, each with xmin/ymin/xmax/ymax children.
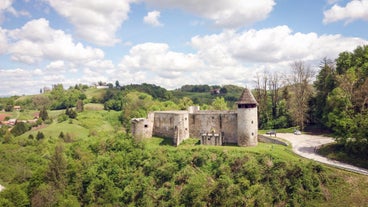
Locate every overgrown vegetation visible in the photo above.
<box><xmin>1</xmin><ymin>127</ymin><xmax>368</xmax><ymax>206</ymax></box>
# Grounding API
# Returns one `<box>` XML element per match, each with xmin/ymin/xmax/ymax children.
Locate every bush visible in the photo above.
<box><xmin>44</xmin><ymin>119</ymin><xmax>53</xmax><ymax>124</ymax></box>
<box><xmin>36</xmin><ymin>132</ymin><xmax>45</xmax><ymax>140</ymax></box>
<box><xmin>58</xmin><ymin>114</ymin><xmax>68</xmax><ymax>123</ymax></box>
<box><xmin>11</xmin><ymin>122</ymin><xmax>30</xmax><ymax>137</ymax></box>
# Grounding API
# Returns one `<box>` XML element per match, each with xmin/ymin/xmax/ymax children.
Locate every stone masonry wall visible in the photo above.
<box><xmin>189</xmin><ymin>111</ymin><xmax>238</xmax><ymax>144</ymax></box>
<box><xmin>152</xmin><ymin>111</ymin><xmax>189</xmax><ymax>146</ymax></box>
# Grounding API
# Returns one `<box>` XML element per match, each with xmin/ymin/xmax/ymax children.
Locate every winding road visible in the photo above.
<box><xmin>276</xmin><ymin>133</ymin><xmax>368</xmax><ymax>175</ymax></box>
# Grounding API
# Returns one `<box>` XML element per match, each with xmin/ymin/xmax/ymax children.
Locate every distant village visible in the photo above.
<box><xmin>0</xmin><ymin>105</ymin><xmax>40</xmax><ymax>128</ymax></box>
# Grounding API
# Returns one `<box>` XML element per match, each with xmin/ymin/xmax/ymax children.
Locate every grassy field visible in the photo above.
<box><xmin>84</xmin><ymin>103</ymin><xmax>104</xmax><ymax>111</ymax></box>
<box><xmin>318</xmin><ymin>143</ymin><xmax>368</xmax><ymax>169</ymax></box>
<box><xmin>17</xmin><ymin>109</ymin><xmax>122</xmax><ymax>142</ymax></box>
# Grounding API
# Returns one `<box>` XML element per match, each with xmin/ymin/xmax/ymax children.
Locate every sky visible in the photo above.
<box><xmin>0</xmin><ymin>0</ymin><xmax>368</xmax><ymax>96</ymax></box>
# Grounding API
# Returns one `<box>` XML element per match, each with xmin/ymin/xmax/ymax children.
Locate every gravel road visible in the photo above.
<box><xmin>276</xmin><ymin>133</ymin><xmax>368</xmax><ymax>175</ymax></box>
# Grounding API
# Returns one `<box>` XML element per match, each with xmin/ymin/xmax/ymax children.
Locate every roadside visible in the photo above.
<box><xmin>276</xmin><ymin>133</ymin><xmax>368</xmax><ymax>175</ymax></box>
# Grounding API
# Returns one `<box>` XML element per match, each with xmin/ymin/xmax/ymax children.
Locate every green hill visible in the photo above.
<box><xmin>0</xmin><ymin>109</ymin><xmax>368</xmax><ymax>206</ymax></box>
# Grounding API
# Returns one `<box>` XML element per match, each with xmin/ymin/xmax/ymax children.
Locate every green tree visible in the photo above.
<box><xmin>66</xmin><ymin>108</ymin><xmax>77</xmax><ymax>119</ymax></box>
<box><xmin>76</xmin><ymin>99</ymin><xmax>84</xmax><ymax>112</ymax></box>
<box><xmin>39</xmin><ymin>106</ymin><xmax>49</xmax><ymax>121</ymax></box>
<box><xmin>10</xmin><ymin>122</ymin><xmax>29</xmax><ymax>137</ymax></box>
<box><xmin>31</xmin><ymin>95</ymin><xmax>50</xmax><ymax>110</ymax></box>
<box><xmin>178</xmin><ymin>97</ymin><xmax>193</xmax><ymax>110</ymax></box>
<box><xmin>47</xmin><ymin>144</ymin><xmax>67</xmax><ymax>191</ymax></box>
<box><xmin>211</xmin><ymin>97</ymin><xmax>228</xmax><ymax>110</ymax></box>
<box><xmin>115</xmin><ymin>80</ymin><xmax>120</xmax><ymax>88</ymax></box>
<box><xmin>312</xmin><ymin>58</ymin><xmax>336</xmax><ymax>127</ymax></box>
<box><xmin>36</xmin><ymin>131</ymin><xmax>45</xmax><ymax>140</ymax></box>
<box><xmin>0</xmin><ymin>185</ymin><xmax>29</xmax><ymax>207</ymax></box>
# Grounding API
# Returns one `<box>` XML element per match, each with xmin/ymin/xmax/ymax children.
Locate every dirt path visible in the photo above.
<box><xmin>276</xmin><ymin>133</ymin><xmax>368</xmax><ymax>175</ymax></box>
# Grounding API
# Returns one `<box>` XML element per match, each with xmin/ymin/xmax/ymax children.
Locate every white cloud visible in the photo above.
<box><xmin>190</xmin><ymin>26</ymin><xmax>367</xmax><ymax>64</ymax></box>
<box><xmin>324</xmin><ymin>0</ymin><xmax>368</xmax><ymax>24</ymax></box>
<box><xmin>120</xmin><ymin>42</ymin><xmax>204</xmax><ymax>77</ymax></box>
<box><xmin>46</xmin><ymin>60</ymin><xmax>65</xmax><ymax>70</ymax></box>
<box><xmin>143</xmin><ymin>10</ymin><xmax>163</xmax><ymax>27</ymax></box>
<box><xmin>7</xmin><ymin>18</ymin><xmax>104</xmax><ymax>64</ymax></box>
<box><xmin>115</xmin><ymin>26</ymin><xmax>368</xmax><ymax>90</ymax></box>
<box><xmin>144</xmin><ymin>0</ymin><xmax>275</xmax><ymax>28</ymax></box>
<box><xmin>0</xmin><ymin>0</ymin><xmax>13</xmax><ymax>23</ymax></box>
<box><xmin>0</xmin><ymin>0</ymin><xmax>30</xmax><ymax>23</ymax></box>
<box><xmin>47</xmin><ymin>0</ymin><xmax>133</xmax><ymax>46</ymax></box>
<box><xmin>0</xmin><ymin>68</ymin><xmax>46</xmax><ymax>96</ymax></box>
<box><xmin>0</xmin><ymin>27</ymin><xmax>7</xmax><ymax>53</ymax></box>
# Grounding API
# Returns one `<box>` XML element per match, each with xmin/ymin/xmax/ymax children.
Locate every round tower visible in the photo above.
<box><xmin>236</xmin><ymin>88</ymin><xmax>258</xmax><ymax>146</ymax></box>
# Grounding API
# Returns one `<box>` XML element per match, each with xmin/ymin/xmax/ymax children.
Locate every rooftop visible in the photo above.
<box><xmin>237</xmin><ymin>88</ymin><xmax>258</xmax><ymax>105</ymax></box>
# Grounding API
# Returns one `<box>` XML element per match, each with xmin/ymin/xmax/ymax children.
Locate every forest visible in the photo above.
<box><xmin>0</xmin><ymin>45</ymin><xmax>368</xmax><ymax>206</ymax></box>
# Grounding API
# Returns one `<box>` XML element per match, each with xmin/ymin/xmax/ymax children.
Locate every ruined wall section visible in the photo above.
<box><xmin>189</xmin><ymin>111</ymin><xmax>238</xmax><ymax>144</ymax></box>
<box><xmin>131</xmin><ymin>112</ymin><xmax>154</xmax><ymax>141</ymax></box>
<box><xmin>152</xmin><ymin>111</ymin><xmax>189</xmax><ymax>146</ymax></box>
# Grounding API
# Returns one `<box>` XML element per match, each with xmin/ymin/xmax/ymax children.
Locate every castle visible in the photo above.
<box><xmin>131</xmin><ymin>88</ymin><xmax>258</xmax><ymax>147</ymax></box>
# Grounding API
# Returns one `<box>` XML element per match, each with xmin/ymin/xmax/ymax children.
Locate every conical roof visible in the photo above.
<box><xmin>237</xmin><ymin>88</ymin><xmax>258</xmax><ymax>105</ymax></box>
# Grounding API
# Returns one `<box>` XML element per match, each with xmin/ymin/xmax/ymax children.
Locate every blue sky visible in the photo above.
<box><xmin>0</xmin><ymin>0</ymin><xmax>367</xmax><ymax>96</ymax></box>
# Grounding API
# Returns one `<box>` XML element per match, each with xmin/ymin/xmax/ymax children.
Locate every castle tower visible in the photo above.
<box><xmin>236</xmin><ymin>88</ymin><xmax>258</xmax><ymax>146</ymax></box>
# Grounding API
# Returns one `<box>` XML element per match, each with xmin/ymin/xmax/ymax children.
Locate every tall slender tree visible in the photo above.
<box><xmin>288</xmin><ymin>61</ymin><xmax>315</xmax><ymax>130</ymax></box>
<box><xmin>313</xmin><ymin>58</ymin><xmax>336</xmax><ymax>127</ymax></box>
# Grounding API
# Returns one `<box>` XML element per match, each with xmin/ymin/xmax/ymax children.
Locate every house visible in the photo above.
<box><xmin>8</xmin><ymin>119</ymin><xmax>17</xmax><ymax>126</ymax></box>
<box><xmin>13</xmin><ymin>106</ymin><xmax>21</xmax><ymax>111</ymax></box>
<box><xmin>0</xmin><ymin>114</ymin><xmax>10</xmax><ymax>125</ymax></box>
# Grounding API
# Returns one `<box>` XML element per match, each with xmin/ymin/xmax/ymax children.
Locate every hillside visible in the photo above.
<box><xmin>0</xmin><ymin>109</ymin><xmax>368</xmax><ymax>206</ymax></box>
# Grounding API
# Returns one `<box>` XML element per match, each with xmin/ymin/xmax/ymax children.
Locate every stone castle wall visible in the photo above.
<box><xmin>152</xmin><ymin>111</ymin><xmax>189</xmax><ymax>146</ymax></box>
<box><xmin>189</xmin><ymin>111</ymin><xmax>238</xmax><ymax>144</ymax></box>
<box><xmin>131</xmin><ymin>113</ymin><xmax>154</xmax><ymax>141</ymax></box>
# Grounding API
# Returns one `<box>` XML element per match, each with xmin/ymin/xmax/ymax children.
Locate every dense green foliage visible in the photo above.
<box><xmin>0</xmin><ymin>131</ymin><xmax>336</xmax><ymax>206</ymax></box>
<box><xmin>312</xmin><ymin>45</ymin><xmax>368</xmax><ymax>157</ymax></box>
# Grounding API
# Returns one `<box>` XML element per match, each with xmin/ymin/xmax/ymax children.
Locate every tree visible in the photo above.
<box><xmin>178</xmin><ymin>97</ymin><xmax>194</xmax><ymax>110</ymax></box>
<box><xmin>115</xmin><ymin>80</ymin><xmax>120</xmax><ymax>88</ymax></box>
<box><xmin>39</xmin><ymin>106</ymin><xmax>49</xmax><ymax>121</ymax></box>
<box><xmin>32</xmin><ymin>95</ymin><xmax>51</xmax><ymax>110</ymax></box>
<box><xmin>66</xmin><ymin>108</ymin><xmax>77</xmax><ymax>119</ymax></box>
<box><xmin>36</xmin><ymin>131</ymin><xmax>45</xmax><ymax>140</ymax></box>
<box><xmin>11</xmin><ymin>122</ymin><xmax>29</xmax><ymax>137</ymax></box>
<box><xmin>76</xmin><ymin>99</ymin><xmax>84</xmax><ymax>112</ymax></box>
<box><xmin>325</xmin><ymin>45</ymin><xmax>368</xmax><ymax>152</ymax></box>
<box><xmin>0</xmin><ymin>126</ymin><xmax>13</xmax><ymax>143</ymax></box>
<box><xmin>312</xmin><ymin>58</ymin><xmax>336</xmax><ymax>127</ymax></box>
<box><xmin>254</xmin><ymin>71</ymin><xmax>270</xmax><ymax>128</ymax></box>
<box><xmin>211</xmin><ymin>97</ymin><xmax>228</xmax><ymax>110</ymax></box>
<box><xmin>288</xmin><ymin>61</ymin><xmax>315</xmax><ymax>130</ymax></box>
<box><xmin>47</xmin><ymin>144</ymin><xmax>67</xmax><ymax>191</ymax></box>
<box><xmin>268</xmin><ymin>72</ymin><xmax>283</xmax><ymax>119</ymax></box>
<box><xmin>0</xmin><ymin>185</ymin><xmax>29</xmax><ymax>207</ymax></box>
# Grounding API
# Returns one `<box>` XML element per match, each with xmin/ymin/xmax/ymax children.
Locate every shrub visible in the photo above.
<box><xmin>11</xmin><ymin>122</ymin><xmax>30</xmax><ymax>137</ymax></box>
<box><xmin>36</xmin><ymin>132</ymin><xmax>45</xmax><ymax>140</ymax></box>
<box><xmin>58</xmin><ymin>114</ymin><xmax>68</xmax><ymax>123</ymax></box>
